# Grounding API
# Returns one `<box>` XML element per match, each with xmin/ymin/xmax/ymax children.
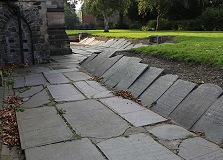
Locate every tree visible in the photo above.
<box><xmin>83</xmin><ymin>0</ymin><xmax>131</xmax><ymax>32</ymax></box>
<box><xmin>137</xmin><ymin>0</ymin><xmax>188</xmax><ymax>30</ymax></box>
<box><xmin>64</xmin><ymin>1</ymin><xmax>80</xmax><ymax>29</ymax></box>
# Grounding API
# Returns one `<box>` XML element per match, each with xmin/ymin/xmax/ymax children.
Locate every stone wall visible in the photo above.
<box><xmin>0</xmin><ymin>0</ymin><xmax>71</xmax><ymax>67</ymax></box>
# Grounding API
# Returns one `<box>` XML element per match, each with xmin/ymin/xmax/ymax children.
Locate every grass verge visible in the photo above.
<box><xmin>67</xmin><ymin>30</ymin><xmax>223</xmax><ymax>66</ymax></box>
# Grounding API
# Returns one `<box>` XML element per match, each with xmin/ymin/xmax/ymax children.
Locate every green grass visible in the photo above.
<box><xmin>66</xmin><ymin>30</ymin><xmax>223</xmax><ymax>66</ymax></box>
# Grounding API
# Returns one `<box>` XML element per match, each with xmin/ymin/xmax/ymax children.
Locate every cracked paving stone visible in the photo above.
<box><xmin>17</xmin><ymin>86</ymin><xmax>43</xmax><ymax>99</ymax></box>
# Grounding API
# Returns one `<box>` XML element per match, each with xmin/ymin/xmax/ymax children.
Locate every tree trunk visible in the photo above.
<box><xmin>103</xmin><ymin>14</ymin><xmax>109</xmax><ymax>32</ymax></box>
<box><xmin>156</xmin><ymin>15</ymin><xmax>160</xmax><ymax>30</ymax></box>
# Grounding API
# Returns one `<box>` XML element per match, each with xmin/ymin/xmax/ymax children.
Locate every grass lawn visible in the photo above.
<box><xmin>66</xmin><ymin>30</ymin><xmax>223</xmax><ymax>66</ymax></box>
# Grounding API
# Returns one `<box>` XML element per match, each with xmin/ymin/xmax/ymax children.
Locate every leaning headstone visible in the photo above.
<box><xmin>86</xmin><ymin>49</ymin><xmax>116</xmax><ymax>72</ymax></box>
<box><xmin>179</xmin><ymin>137</ymin><xmax>223</xmax><ymax>160</ymax></box>
<box><xmin>97</xmin><ymin>133</ymin><xmax>182</xmax><ymax>160</ymax></box>
<box><xmin>101</xmin><ymin>39</ymin><xmax>117</xmax><ymax>47</ymax></box>
<box><xmin>191</xmin><ymin>96</ymin><xmax>223</xmax><ymax>143</ymax></box>
<box><xmin>140</xmin><ymin>74</ymin><xmax>178</xmax><ymax>107</ymax></box>
<box><xmin>80</xmin><ymin>53</ymin><xmax>97</xmax><ymax>66</ymax></box>
<box><xmin>119</xmin><ymin>42</ymin><xmax>132</xmax><ymax>49</ymax></box>
<box><xmin>124</xmin><ymin>44</ymin><xmax>134</xmax><ymax>50</ymax></box>
<box><xmin>151</xmin><ymin>79</ymin><xmax>196</xmax><ymax>117</ymax></box>
<box><xmin>169</xmin><ymin>84</ymin><xmax>222</xmax><ymax>130</ymax></box>
<box><xmin>116</xmin><ymin>63</ymin><xmax>148</xmax><ymax>90</ymax></box>
<box><xmin>92</xmin><ymin>55</ymin><xmax>123</xmax><ymax>77</ymax></box>
<box><xmin>110</xmin><ymin>38</ymin><xmax>126</xmax><ymax>48</ymax></box>
<box><xmin>129</xmin><ymin>67</ymin><xmax>164</xmax><ymax>97</ymax></box>
<box><xmin>114</xmin><ymin>40</ymin><xmax>128</xmax><ymax>49</ymax></box>
<box><xmin>133</xmin><ymin>43</ymin><xmax>143</xmax><ymax>48</ymax></box>
<box><xmin>101</xmin><ymin>56</ymin><xmax>130</xmax><ymax>82</ymax></box>
<box><xmin>104</xmin><ymin>57</ymin><xmax>142</xmax><ymax>87</ymax></box>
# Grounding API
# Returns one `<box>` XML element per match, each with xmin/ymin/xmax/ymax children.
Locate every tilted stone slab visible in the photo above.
<box><xmin>44</xmin><ymin>73</ymin><xmax>70</xmax><ymax>84</ymax></box>
<box><xmin>102</xmin><ymin>39</ymin><xmax>117</xmax><ymax>47</ymax></box>
<box><xmin>63</xmin><ymin>71</ymin><xmax>91</xmax><ymax>82</ymax></box>
<box><xmin>104</xmin><ymin>57</ymin><xmax>142</xmax><ymax>87</ymax></box>
<box><xmin>179</xmin><ymin>137</ymin><xmax>223</xmax><ymax>160</ymax></box>
<box><xmin>124</xmin><ymin>44</ymin><xmax>134</xmax><ymax>50</ymax></box>
<box><xmin>93</xmin><ymin>55</ymin><xmax>124</xmax><ymax>77</ymax></box>
<box><xmin>129</xmin><ymin>67</ymin><xmax>164</xmax><ymax>97</ymax></box>
<box><xmin>44</xmin><ymin>68</ymin><xmax>79</xmax><ymax>74</ymax></box>
<box><xmin>169</xmin><ymin>84</ymin><xmax>222</xmax><ymax>129</ymax></box>
<box><xmin>80</xmin><ymin>53</ymin><xmax>97</xmax><ymax>66</ymax></box>
<box><xmin>191</xmin><ymin>96</ymin><xmax>223</xmax><ymax>143</ymax></box>
<box><xmin>116</xmin><ymin>63</ymin><xmax>148</xmax><ymax>90</ymax></box>
<box><xmin>151</xmin><ymin>79</ymin><xmax>196</xmax><ymax>117</ymax></box>
<box><xmin>140</xmin><ymin>74</ymin><xmax>178</xmax><ymax>107</ymax></box>
<box><xmin>110</xmin><ymin>38</ymin><xmax>126</xmax><ymax>48</ymax></box>
<box><xmin>17</xmin><ymin>107</ymin><xmax>73</xmax><ymax>149</ymax></box>
<box><xmin>101</xmin><ymin>56</ymin><xmax>130</xmax><ymax>82</ymax></box>
<box><xmin>18</xmin><ymin>86</ymin><xmax>44</xmax><ymax>99</ymax></box>
<box><xmin>57</xmin><ymin>100</ymin><xmax>129</xmax><ymax>138</ymax></box>
<box><xmin>25</xmin><ymin>138</ymin><xmax>105</xmax><ymax>160</ymax></box>
<box><xmin>21</xmin><ymin>90</ymin><xmax>51</xmax><ymax>108</ymax></box>
<box><xmin>100</xmin><ymin>97</ymin><xmax>167</xmax><ymax>127</ymax></box>
<box><xmin>25</xmin><ymin>74</ymin><xmax>47</xmax><ymax>86</ymax></box>
<box><xmin>74</xmin><ymin>80</ymin><xmax>113</xmax><ymax>98</ymax></box>
<box><xmin>114</xmin><ymin>40</ymin><xmax>128</xmax><ymax>49</ymax></box>
<box><xmin>86</xmin><ymin>50</ymin><xmax>116</xmax><ymax>72</ymax></box>
<box><xmin>133</xmin><ymin>43</ymin><xmax>143</xmax><ymax>48</ymax></box>
<box><xmin>149</xmin><ymin>125</ymin><xmax>194</xmax><ymax>140</ymax></box>
<box><xmin>120</xmin><ymin>42</ymin><xmax>132</xmax><ymax>49</ymax></box>
<box><xmin>97</xmin><ymin>133</ymin><xmax>181</xmax><ymax>160</ymax></box>
<box><xmin>47</xmin><ymin>84</ymin><xmax>86</xmax><ymax>102</ymax></box>
<box><xmin>14</xmin><ymin>77</ymin><xmax>25</xmax><ymax>88</ymax></box>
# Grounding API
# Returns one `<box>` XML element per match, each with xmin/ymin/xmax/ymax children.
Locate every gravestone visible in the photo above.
<box><xmin>104</xmin><ymin>57</ymin><xmax>142</xmax><ymax>87</ymax></box>
<box><xmin>110</xmin><ymin>38</ymin><xmax>126</xmax><ymax>48</ymax></box>
<box><xmin>169</xmin><ymin>84</ymin><xmax>222</xmax><ymax>129</ymax></box>
<box><xmin>120</xmin><ymin>42</ymin><xmax>132</xmax><ymax>49</ymax></box>
<box><xmin>101</xmin><ymin>56</ymin><xmax>131</xmax><ymax>82</ymax></box>
<box><xmin>101</xmin><ymin>39</ymin><xmax>116</xmax><ymax>47</ymax></box>
<box><xmin>115</xmin><ymin>40</ymin><xmax>128</xmax><ymax>49</ymax></box>
<box><xmin>97</xmin><ymin>133</ymin><xmax>181</xmax><ymax>160</ymax></box>
<box><xmin>57</xmin><ymin>100</ymin><xmax>129</xmax><ymax>138</ymax></box>
<box><xmin>129</xmin><ymin>67</ymin><xmax>164</xmax><ymax>97</ymax></box>
<box><xmin>116</xmin><ymin>63</ymin><xmax>148</xmax><ymax>90</ymax></box>
<box><xmin>80</xmin><ymin>53</ymin><xmax>97</xmax><ymax>66</ymax></box>
<box><xmin>151</xmin><ymin>79</ymin><xmax>196</xmax><ymax>117</ymax></box>
<box><xmin>179</xmin><ymin>137</ymin><xmax>223</xmax><ymax>160</ymax></box>
<box><xmin>140</xmin><ymin>74</ymin><xmax>178</xmax><ymax>107</ymax></box>
<box><xmin>92</xmin><ymin>55</ymin><xmax>123</xmax><ymax>77</ymax></box>
<box><xmin>191</xmin><ymin>96</ymin><xmax>223</xmax><ymax>143</ymax></box>
<box><xmin>86</xmin><ymin>49</ymin><xmax>116</xmax><ymax>72</ymax></box>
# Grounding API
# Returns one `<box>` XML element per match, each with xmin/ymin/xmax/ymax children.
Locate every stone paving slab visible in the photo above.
<box><xmin>47</xmin><ymin>84</ymin><xmax>86</xmax><ymax>102</ymax></box>
<box><xmin>140</xmin><ymin>74</ymin><xmax>178</xmax><ymax>107</ymax></box>
<box><xmin>191</xmin><ymin>96</ymin><xmax>223</xmax><ymax>143</ymax></box>
<box><xmin>17</xmin><ymin>107</ymin><xmax>73</xmax><ymax>149</ymax></box>
<box><xmin>25</xmin><ymin>138</ymin><xmax>105</xmax><ymax>160</ymax></box>
<box><xmin>25</xmin><ymin>74</ymin><xmax>47</xmax><ymax>86</ymax></box>
<box><xmin>44</xmin><ymin>73</ymin><xmax>70</xmax><ymax>84</ymax></box>
<box><xmin>57</xmin><ymin>100</ymin><xmax>129</xmax><ymax>138</ymax></box>
<box><xmin>116</xmin><ymin>63</ymin><xmax>148</xmax><ymax>90</ymax></box>
<box><xmin>14</xmin><ymin>77</ymin><xmax>25</xmax><ymax>88</ymax></box>
<box><xmin>129</xmin><ymin>67</ymin><xmax>164</xmax><ymax>97</ymax></box>
<box><xmin>81</xmin><ymin>53</ymin><xmax>97</xmax><ymax>66</ymax></box>
<box><xmin>35</xmin><ymin>67</ymin><xmax>51</xmax><ymax>73</ymax></box>
<box><xmin>104</xmin><ymin>57</ymin><xmax>142</xmax><ymax>87</ymax></box>
<box><xmin>114</xmin><ymin>40</ymin><xmax>128</xmax><ymax>49</ymax></box>
<box><xmin>74</xmin><ymin>80</ymin><xmax>113</xmax><ymax>98</ymax></box>
<box><xmin>17</xmin><ymin>86</ymin><xmax>44</xmax><ymax>98</ymax></box>
<box><xmin>149</xmin><ymin>124</ymin><xmax>194</xmax><ymax>140</ymax></box>
<box><xmin>63</xmin><ymin>71</ymin><xmax>91</xmax><ymax>82</ymax></box>
<box><xmin>102</xmin><ymin>39</ymin><xmax>116</xmax><ymax>47</ymax></box>
<box><xmin>151</xmin><ymin>79</ymin><xmax>196</xmax><ymax>117</ymax></box>
<box><xmin>170</xmin><ymin>84</ymin><xmax>222</xmax><ymax>129</ymax></box>
<box><xmin>44</xmin><ymin>68</ymin><xmax>79</xmax><ymax>74</ymax></box>
<box><xmin>120</xmin><ymin>42</ymin><xmax>132</xmax><ymax>49</ymax></box>
<box><xmin>100</xmin><ymin>97</ymin><xmax>167</xmax><ymax>127</ymax></box>
<box><xmin>20</xmin><ymin>89</ymin><xmax>50</xmax><ymax>108</ymax></box>
<box><xmin>93</xmin><ymin>55</ymin><xmax>123</xmax><ymax>77</ymax></box>
<box><xmin>97</xmin><ymin>133</ymin><xmax>181</xmax><ymax>160</ymax></box>
<box><xmin>179</xmin><ymin>137</ymin><xmax>223</xmax><ymax>160</ymax></box>
<box><xmin>110</xmin><ymin>38</ymin><xmax>126</xmax><ymax>48</ymax></box>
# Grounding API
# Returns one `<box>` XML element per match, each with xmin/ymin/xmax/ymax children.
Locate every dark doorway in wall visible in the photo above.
<box><xmin>3</xmin><ymin>16</ymin><xmax>34</xmax><ymax>65</ymax></box>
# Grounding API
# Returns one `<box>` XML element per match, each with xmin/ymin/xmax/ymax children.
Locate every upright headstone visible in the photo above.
<box><xmin>151</xmin><ymin>80</ymin><xmax>196</xmax><ymax>117</ymax></box>
<box><xmin>129</xmin><ymin>67</ymin><xmax>164</xmax><ymax>97</ymax></box>
<box><xmin>104</xmin><ymin>57</ymin><xmax>142</xmax><ymax>88</ymax></box>
<box><xmin>191</xmin><ymin>96</ymin><xmax>223</xmax><ymax>143</ymax></box>
<box><xmin>140</xmin><ymin>74</ymin><xmax>178</xmax><ymax>107</ymax></box>
<box><xmin>93</xmin><ymin>55</ymin><xmax>123</xmax><ymax>77</ymax></box>
<box><xmin>169</xmin><ymin>84</ymin><xmax>222</xmax><ymax>129</ymax></box>
<box><xmin>116</xmin><ymin>63</ymin><xmax>148</xmax><ymax>90</ymax></box>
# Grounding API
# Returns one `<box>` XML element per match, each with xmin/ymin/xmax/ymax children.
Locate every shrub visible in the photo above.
<box><xmin>129</xmin><ymin>22</ymin><xmax>142</xmax><ymax>29</ymax></box>
<box><xmin>148</xmin><ymin>19</ymin><xmax>173</xmax><ymax>30</ymax></box>
<box><xmin>200</xmin><ymin>7</ymin><xmax>223</xmax><ymax>31</ymax></box>
<box><xmin>173</xmin><ymin>19</ymin><xmax>202</xmax><ymax>31</ymax></box>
